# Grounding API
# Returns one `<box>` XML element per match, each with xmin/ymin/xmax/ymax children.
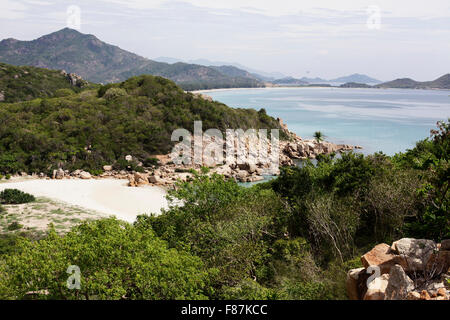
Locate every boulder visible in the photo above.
<box><xmin>384</xmin><ymin>265</ymin><xmax>415</xmax><ymax>300</ymax></box>
<box><xmin>148</xmin><ymin>175</ymin><xmax>162</xmax><ymax>184</ymax></box>
<box><xmin>364</xmin><ymin>273</ymin><xmax>390</xmax><ymax>300</ymax></box>
<box><xmin>53</xmin><ymin>168</ymin><xmax>65</xmax><ymax>179</ymax></box>
<box><xmin>437</xmin><ymin>288</ymin><xmax>447</xmax><ymax>297</ymax></box>
<box><xmin>407</xmin><ymin>291</ymin><xmax>421</xmax><ymax>300</ymax></box>
<box><xmin>237</xmin><ymin>162</ymin><xmax>257</xmax><ymax>173</ymax></box>
<box><xmin>79</xmin><ymin>171</ymin><xmax>92</xmax><ymax>179</ymax></box>
<box><xmin>134</xmin><ymin>172</ymin><xmax>148</xmax><ymax>185</ymax></box>
<box><xmin>420</xmin><ymin>290</ymin><xmax>431</xmax><ymax>300</ymax></box>
<box><xmin>236</xmin><ymin>170</ymin><xmax>249</xmax><ymax>181</ymax></box>
<box><xmin>391</xmin><ymin>238</ymin><xmax>436</xmax><ymax>271</ymax></box>
<box><xmin>346</xmin><ymin>268</ymin><xmax>368</xmax><ymax>300</ymax></box>
<box><xmin>440</xmin><ymin>239</ymin><xmax>450</xmax><ymax>251</ymax></box>
<box><xmin>103</xmin><ymin>165</ymin><xmax>113</xmax><ymax>172</ymax></box>
<box><xmin>361</xmin><ymin>243</ymin><xmax>406</xmax><ymax>274</ymax></box>
<box><xmin>426</xmin><ymin>250</ymin><xmax>450</xmax><ymax>274</ymax></box>
<box><xmin>125</xmin><ymin>155</ymin><xmax>133</xmax><ymax>162</ymax></box>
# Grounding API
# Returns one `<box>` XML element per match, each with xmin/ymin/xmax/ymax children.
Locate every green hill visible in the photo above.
<box><xmin>0</xmin><ymin>72</ymin><xmax>282</xmax><ymax>175</ymax></box>
<box><xmin>0</xmin><ymin>28</ymin><xmax>264</xmax><ymax>90</ymax></box>
<box><xmin>0</xmin><ymin>62</ymin><xmax>91</xmax><ymax>103</ymax></box>
<box><xmin>375</xmin><ymin>74</ymin><xmax>450</xmax><ymax>89</ymax></box>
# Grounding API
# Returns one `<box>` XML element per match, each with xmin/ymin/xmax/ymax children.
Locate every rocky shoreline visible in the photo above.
<box><xmin>5</xmin><ymin>119</ymin><xmax>362</xmax><ymax>187</ymax></box>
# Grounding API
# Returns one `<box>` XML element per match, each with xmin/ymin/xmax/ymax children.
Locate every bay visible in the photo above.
<box><xmin>204</xmin><ymin>87</ymin><xmax>450</xmax><ymax>156</ymax></box>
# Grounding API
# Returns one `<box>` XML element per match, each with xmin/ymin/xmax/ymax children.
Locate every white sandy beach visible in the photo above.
<box><xmin>0</xmin><ymin>178</ymin><xmax>168</xmax><ymax>223</ymax></box>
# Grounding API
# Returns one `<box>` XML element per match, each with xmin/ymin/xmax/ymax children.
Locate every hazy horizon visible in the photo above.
<box><xmin>0</xmin><ymin>0</ymin><xmax>449</xmax><ymax>82</ymax></box>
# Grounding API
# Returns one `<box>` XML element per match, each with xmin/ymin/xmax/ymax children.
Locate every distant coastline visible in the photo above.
<box><xmin>191</xmin><ymin>85</ymin><xmax>450</xmax><ymax>94</ymax></box>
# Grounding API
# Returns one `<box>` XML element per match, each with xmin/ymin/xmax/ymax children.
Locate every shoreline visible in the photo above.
<box><xmin>190</xmin><ymin>86</ymin><xmax>450</xmax><ymax>94</ymax></box>
<box><xmin>0</xmin><ymin>178</ymin><xmax>169</xmax><ymax>223</ymax></box>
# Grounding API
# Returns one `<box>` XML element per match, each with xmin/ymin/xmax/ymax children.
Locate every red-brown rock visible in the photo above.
<box><xmin>361</xmin><ymin>243</ymin><xmax>407</xmax><ymax>274</ymax></box>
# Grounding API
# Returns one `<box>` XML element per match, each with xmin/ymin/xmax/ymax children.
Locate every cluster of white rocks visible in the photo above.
<box><xmin>24</xmin><ymin>118</ymin><xmax>362</xmax><ymax>187</ymax></box>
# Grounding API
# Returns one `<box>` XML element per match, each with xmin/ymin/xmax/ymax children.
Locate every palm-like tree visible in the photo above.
<box><xmin>313</xmin><ymin>131</ymin><xmax>324</xmax><ymax>143</ymax></box>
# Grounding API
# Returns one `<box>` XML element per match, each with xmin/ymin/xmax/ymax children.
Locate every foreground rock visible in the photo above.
<box><xmin>347</xmin><ymin>238</ymin><xmax>450</xmax><ymax>300</ymax></box>
<box><xmin>384</xmin><ymin>265</ymin><xmax>415</xmax><ymax>300</ymax></box>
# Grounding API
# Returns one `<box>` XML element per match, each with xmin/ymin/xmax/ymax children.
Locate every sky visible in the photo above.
<box><xmin>0</xmin><ymin>0</ymin><xmax>449</xmax><ymax>81</ymax></box>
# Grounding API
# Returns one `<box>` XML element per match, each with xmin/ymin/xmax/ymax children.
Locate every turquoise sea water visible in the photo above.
<box><xmin>205</xmin><ymin>87</ymin><xmax>450</xmax><ymax>156</ymax></box>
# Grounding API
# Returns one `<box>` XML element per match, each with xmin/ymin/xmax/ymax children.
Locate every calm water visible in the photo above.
<box><xmin>205</xmin><ymin>87</ymin><xmax>450</xmax><ymax>155</ymax></box>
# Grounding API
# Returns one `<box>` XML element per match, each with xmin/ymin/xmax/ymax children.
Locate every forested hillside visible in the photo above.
<box><xmin>0</xmin><ymin>72</ymin><xmax>281</xmax><ymax>175</ymax></box>
<box><xmin>0</xmin><ymin>62</ymin><xmax>92</xmax><ymax>103</ymax></box>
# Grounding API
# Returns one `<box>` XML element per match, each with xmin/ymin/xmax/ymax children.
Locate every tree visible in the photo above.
<box><xmin>313</xmin><ymin>131</ymin><xmax>324</xmax><ymax>143</ymax></box>
<box><xmin>0</xmin><ymin>218</ymin><xmax>212</xmax><ymax>300</ymax></box>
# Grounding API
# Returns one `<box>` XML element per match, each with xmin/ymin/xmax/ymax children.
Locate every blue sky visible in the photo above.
<box><xmin>0</xmin><ymin>0</ymin><xmax>449</xmax><ymax>81</ymax></box>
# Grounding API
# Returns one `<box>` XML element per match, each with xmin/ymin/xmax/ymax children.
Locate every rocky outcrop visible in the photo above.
<box><xmin>347</xmin><ymin>238</ymin><xmax>450</xmax><ymax>300</ymax></box>
<box><xmin>45</xmin><ymin>121</ymin><xmax>362</xmax><ymax>186</ymax></box>
<box><xmin>61</xmin><ymin>70</ymin><xmax>86</xmax><ymax>87</ymax></box>
<box><xmin>364</xmin><ymin>273</ymin><xmax>390</xmax><ymax>300</ymax></box>
<box><xmin>361</xmin><ymin>243</ymin><xmax>407</xmax><ymax>274</ymax></box>
<box><xmin>384</xmin><ymin>265</ymin><xmax>415</xmax><ymax>300</ymax></box>
<box><xmin>79</xmin><ymin>171</ymin><xmax>92</xmax><ymax>179</ymax></box>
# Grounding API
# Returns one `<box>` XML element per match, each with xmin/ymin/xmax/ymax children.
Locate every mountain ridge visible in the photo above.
<box><xmin>0</xmin><ymin>28</ymin><xmax>264</xmax><ymax>90</ymax></box>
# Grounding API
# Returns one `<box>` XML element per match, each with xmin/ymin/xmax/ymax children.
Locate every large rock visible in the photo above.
<box><xmin>53</xmin><ymin>168</ymin><xmax>65</xmax><ymax>179</ymax></box>
<box><xmin>346</xmin><ymin>268</ymin><xmax>372</xmax><ymax>300</ymax></box>
<box><xmin>236</xmin><ymin>170</ymin><xmax>249</xmax><ymax>181</ymax></box>
<box><xmin>79</xmin><ymin>171</ymin><xmax>92</xmax><ymax>179</ymax></box>
<box><xmin>134</xmin><ymin>172</ymin><xmax>148</xmax><ymax>185</ymax></box>
<box><xmin>426</xmin><ymin>250</ymin><xmax>450</xmax><ymax>274</ymax></box>
<box><xmin>361</xmin><ymin>243</ymin><xmax>406</xmax><ymax>274</ymax></box>
<box><xmin>148</xmin><ymin>175</ymin><xmax>162</xmax><ymax>184</ymax></box>
<box><xmin>391</xmin><ymin>238</ymin><xmax>436</xmax><ymax>271</ymax></box>
<box><xmin>364</xmin><ymin>273</ymin><xmax>390</xmax><ymax>300</ymax></box>
<box><xmin>384</xmin><ymin>265</ymin><xmax>415</xmax><ymax>300</ymax></box>
<box><xmin>440</xmin><ymin>239</ymin><xmax>450</xmax><ymax>251</ymax></box>
<box><xmin>103</xmin><ymin>165</ymin><xmax>113</xmax><ymax>172</ymax></box>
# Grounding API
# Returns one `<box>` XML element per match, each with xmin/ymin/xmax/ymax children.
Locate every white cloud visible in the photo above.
<box><xmin>99</xmin><ymin>0</ymin><xmax>450</xmax><ymax>18</ymax></box>
<box><xmin>0</xmin><ymin>0</ymin><xmax>29</xmax><ymax>19</ymax></box>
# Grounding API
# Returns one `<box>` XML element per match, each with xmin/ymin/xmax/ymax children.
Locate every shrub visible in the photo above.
<box><xmin>143</xmin><ymin>157</ymin><xmax>160</xmax><ymax>167</ymax></box>
<box><xmin>7</xmin><ymin>222</ymin><xmax>23</xmax><ymax>231</ymax></box>
<box><xmin>0</xmin><ymin>218</ymin><xmax>212</xmax><ymax>300</ymax></box>
<box><xmin>103</xmin><ymin>87</ymin><xmax>127</xmax><ymax>100</ymax></box>
<box><xmin>0</xmin><ymin>189</ymin><xmax>36</xmax><ymax>204</ymax></box>
<box><xmin>54</xmin><ymin>88</ymin><xmax>74</xmax><ymax>97</ymax></box>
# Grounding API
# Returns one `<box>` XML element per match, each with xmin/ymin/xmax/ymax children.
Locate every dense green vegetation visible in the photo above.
<box><xmin>0</xmin><ymin>120</ymin><xmax>447</xmax><ymax>300</ymax></box>
<box><xmin>0</xmin><ymin>62</ymin><xmax>91</xmax><ymax>103</ymax></box>
<box><xmin>0</xmin><ymin>73</ymin><xmax>283</xmax><ymax>175</ymax></box>
<box><xmin>0</xmin><ymin>189</ymin><xmax>35</xmax><ymax>204</ymax></box>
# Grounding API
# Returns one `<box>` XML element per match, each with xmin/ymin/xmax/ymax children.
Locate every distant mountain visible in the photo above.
<box><xmin>154</xmin><ymin>57</ymin><xmax>285</xmax><ymax>81</ymax></box>
<box><xmin>272</xmin><ymin>77</ymin><xmax>308</xmax><ymax>86</ymax></box>
<box><xmin>299</xmin><ymin>77</ymin><xmax>328</xmax><ymax>83</ymax></box>
<box><xmin>0</xmin><ymin>28</ymin><xmax>264</xmax><ymax>90</ymax></box>
<box><xmin>331</xmin><ymin>73</ymin><xmax>381</xmax><ymax>84</ymax></box>
<box><xmin>375</xmin><ymin>74</ymin><xmax>450</xmax><ymax>89</ymax></box>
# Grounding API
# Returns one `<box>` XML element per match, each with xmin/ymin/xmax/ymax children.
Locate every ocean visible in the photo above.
<box><xmin>205</xmin><ymin>87</ymin><xmax>450</xmax><ymax>156</ymax></box>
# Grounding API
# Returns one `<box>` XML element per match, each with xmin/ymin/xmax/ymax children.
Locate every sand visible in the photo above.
<box><xmin>0</xmin><ymin>178</ymin><xmax>169</xmax><ymax>223</ymax></box>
